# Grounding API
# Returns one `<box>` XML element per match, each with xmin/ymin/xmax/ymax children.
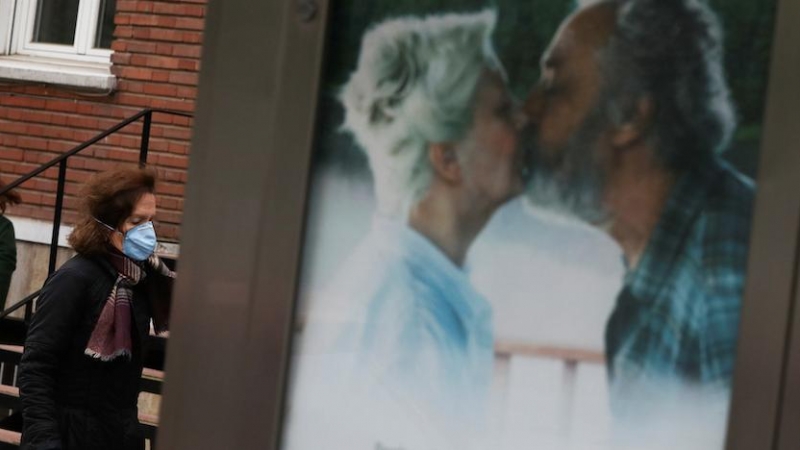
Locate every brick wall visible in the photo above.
<box><xmin>0</xmin><ymin>0</ymin><xmax>208</xmax><ymax>242</ymax></box>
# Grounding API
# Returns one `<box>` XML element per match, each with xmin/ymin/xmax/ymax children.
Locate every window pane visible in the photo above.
<box><xmin>95</xmin><ymin>0</ymin><xmax>116</xmax><ymax>49</ymax></box>
<box><xmin>32</xmin><ymin>0</ymin><xmax>80</xmax><ymax>46</ymax></box>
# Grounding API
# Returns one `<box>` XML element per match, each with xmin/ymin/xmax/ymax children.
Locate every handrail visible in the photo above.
<box><xmin>0</xmin><ymin>290</ymin><xmax>41</xmax><ymax>320</ymax></box>
<box><xmin>494</xmin><ymin>340</ymin><xmax>605</xmax><ymax>365</ymax></box>
<box><xmin>293</xmin><ymin>315</ymin><xmax>605</xmax><ymax>365</ymax></box>
<box><xmin>491</xmin><ymin>340</ymin><xmax>604</xmax><ymax>437</ymax></box>
<box><xmin>0</xmin><ymin>108</ymin><xmax>193</xmax><ymax>323</ymax></box>
<box><xmin>0</xmin><ymin>108</ymin><xmax>192</xmax><ymax>197</ymax></box>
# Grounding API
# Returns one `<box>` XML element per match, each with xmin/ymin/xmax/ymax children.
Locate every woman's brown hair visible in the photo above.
<box><xmin>68</xmin><ymin>167</ymin><xmax>156</xmax><ymax>256</ymax></box>
<box><xmin>0</xmin><ymin>180</ymin><xmax>21</xmax><ymax>214</ymax></box>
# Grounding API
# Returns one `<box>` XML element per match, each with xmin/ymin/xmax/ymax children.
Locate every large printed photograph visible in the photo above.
<box><xmin>280</xmin><ymin>0</ymin><xmax>776</xmax><ymax>448</ymax></box>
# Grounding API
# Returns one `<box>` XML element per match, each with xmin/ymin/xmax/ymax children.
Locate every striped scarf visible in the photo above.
<box><xmin>85</xmin><ymin>252</ymin><xmax>175</xmax><ymax>361</ymax></box>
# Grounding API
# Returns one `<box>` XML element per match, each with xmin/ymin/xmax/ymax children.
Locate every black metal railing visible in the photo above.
<box><xmin>0</xmin><ymin>290</ymin><xmax>40</xmax><ymax>321</ymax></box>
<box><xmin>0</xmin><ymin>108</ymin><xmax>192</xmax><ymax>324</ymax></box>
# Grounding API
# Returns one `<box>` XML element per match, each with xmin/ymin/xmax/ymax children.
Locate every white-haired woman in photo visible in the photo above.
<box><xmin>284</xmin><ymin>10</ymin><xmax>527</xmax><ymax>449</ymax></box>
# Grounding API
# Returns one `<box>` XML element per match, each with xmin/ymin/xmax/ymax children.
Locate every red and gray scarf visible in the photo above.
<box><xmin>84</xmin><ymin>252</ymin><xmax>175</xmax><ymax>361</ymax></box>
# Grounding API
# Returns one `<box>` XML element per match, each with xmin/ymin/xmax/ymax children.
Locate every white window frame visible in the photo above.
<box><xmin>12</xmin><ymin>0</ymin><xmax>113</xmax><ymax>63</ymax></box>
<box><xmin>0</xmin><ymin>0</ymin><xmax>16</xmax><ymax>54</ymax></box>
<box><xmin>0</xmin><ymin>0</ymin><xmax>116</xmax><ymax>90</ymax></box>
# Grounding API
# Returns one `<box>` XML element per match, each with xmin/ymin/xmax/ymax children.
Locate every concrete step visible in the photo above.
<box><xmin>0</xmin><ymin>345</ymin><xmax>22</xmax><ymax>365</ymax></box>
<box><xmin>0</xmin><ymin>338</ymin><xmax>165</xmax><ymax>447</ymax></box>
<box><xmin>0</xmin><ymin>384</ymin><xmax>18</xmax><ymax>409</ymax></box>
<box><xmin>0</xmin><ymin>427</ymin><xmax>20</xmax><ymax>446</ymax></box>
<box><xmin>0</xmin><ymin>384</ymin><xmax>158</xmax><ymax>444</ymax></box>
<box><xmin>0</xmin><ymin>344</ymin><xmax>165</xmax><ymax>393</ymax></box>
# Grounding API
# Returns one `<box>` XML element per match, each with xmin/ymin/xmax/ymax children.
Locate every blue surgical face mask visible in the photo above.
<box><xmin>95</xmin><ymin>218</ymin><xmax>158</xmax><ymax>261</ymax></box>
<box><xmin>122</xmin><ymin>221</ymin><xmax>158</xmax><ymax>261</ymax></box>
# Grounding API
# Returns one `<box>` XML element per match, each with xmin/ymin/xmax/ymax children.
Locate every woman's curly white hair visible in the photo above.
<box><xmin>340</xmin><ymin>10</ymin><xmax>501</xmax><ymax>217</ymax></box>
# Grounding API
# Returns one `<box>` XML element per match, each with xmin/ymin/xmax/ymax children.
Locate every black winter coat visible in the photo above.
<box><xmin>18</xmin><ymin>254</ymin><xmax>155</xmax><ymax>450</ymax></box>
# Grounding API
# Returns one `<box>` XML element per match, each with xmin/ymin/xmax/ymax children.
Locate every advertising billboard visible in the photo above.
<box><xmin>278</xmin><ymin>0</ymin><xmax>777</xmax><ymax>448</ymax></box>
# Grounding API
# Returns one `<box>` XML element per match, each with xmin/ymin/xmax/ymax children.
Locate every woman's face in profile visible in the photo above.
<box><xmin>455</xmin><ymin>69</ymin><xmax>528</xmax><ymax>207</ymax></box>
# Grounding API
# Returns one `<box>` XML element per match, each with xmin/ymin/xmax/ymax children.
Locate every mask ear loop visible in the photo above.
<box><xmin>93</xmin><ymin>217</ymin><xmax>123</xmax><ymax>235</ymax></box>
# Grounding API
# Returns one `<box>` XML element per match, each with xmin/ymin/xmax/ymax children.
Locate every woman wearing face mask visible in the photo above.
<box><xmin>285</xmin><ymin>10</ymin><xmax>527</xmax><ymax>450</ymax></box>
<box><xmin>18</xmin><ymin>167</ymin><xmax>174</xmax><ymax>450</ymax></box>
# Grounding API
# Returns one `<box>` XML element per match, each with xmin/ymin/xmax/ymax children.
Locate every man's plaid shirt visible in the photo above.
<box><xmin>605</xmin><ymin>156</ymin><xmax>754</xmax><ymax>400</ymax></box>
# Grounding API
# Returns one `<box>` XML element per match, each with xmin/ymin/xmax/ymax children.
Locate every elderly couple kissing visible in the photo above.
<box><xmin>286</xmin><ymin>0</ymin><xmax>753</xmax><ymax>448</ymax></box>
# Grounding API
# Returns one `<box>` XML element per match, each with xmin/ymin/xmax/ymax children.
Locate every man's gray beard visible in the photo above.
<box><xmin>524</xmin><ymin>107</ymin><xmax>611</xmax><ymax>226</ymax></box>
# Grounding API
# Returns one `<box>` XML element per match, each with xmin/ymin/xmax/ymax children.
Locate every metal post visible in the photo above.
<box><xmin>33</xmin><ymin>159</ymin><xmax>68</xmax><ymax>324</ymax></box>
<box><xmin>48</xmin><ymin>160</ymin><xmax>68</xmax><ymax>277</ymax></box>
<box><xmin>490</xmin><ymin>352</ymin><xmax>513</xmax><ymax>439</ymax></box>
<box><xmin>559</xmin><ymin>359</ymin><xmax>579</xmax><ymax>437</ymax></box>
<box><xmin>140</xmin><ymin>110</ymin><xmax>152</xmax><ymax>167</ymax></box>
<box><xmin>25</xmin><ymin>159</ymin><xmax>67</xmax><ymax>325</ymax></box>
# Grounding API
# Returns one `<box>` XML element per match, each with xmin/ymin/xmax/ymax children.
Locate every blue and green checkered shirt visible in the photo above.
<box><xmin>605</xmin><ymin>156</ymin><xmax>754</xmax><ymax>399</ymax></box>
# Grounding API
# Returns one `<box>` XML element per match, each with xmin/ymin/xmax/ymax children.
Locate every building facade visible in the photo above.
<box><xmin>0</xmin><ymin>0</ymin><xmax>205</xmax><ymax>306</ymax></box>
